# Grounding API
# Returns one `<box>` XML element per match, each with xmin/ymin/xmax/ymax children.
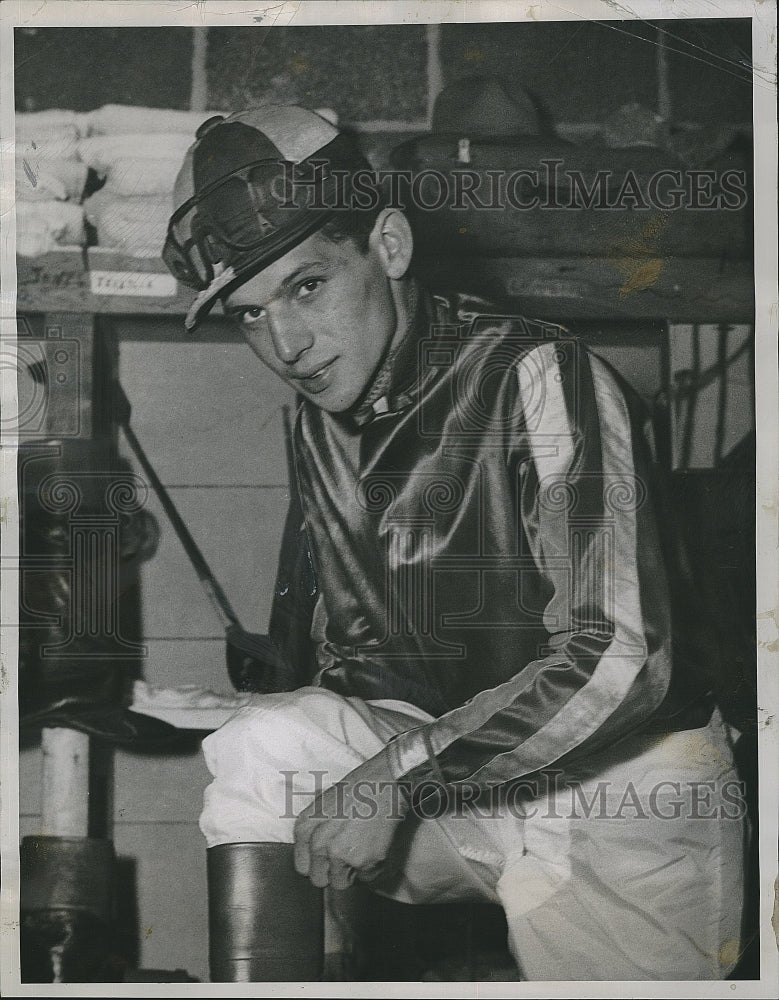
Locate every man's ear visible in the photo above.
<box><xmin>370</xmin><ymin>208</ymin><xmax>413</xmax><ymax>280</ymax></box>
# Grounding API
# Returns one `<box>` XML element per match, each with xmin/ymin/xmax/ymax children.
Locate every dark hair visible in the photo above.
<box><xmin>319</xmin><ymin>207</ymin><xmax>380</xmax><ymax>254</ymax></box>
<box><xmin>317</xmin><ymin>157</ymin><xmax>395</xmax><ymax>253</ymax></box>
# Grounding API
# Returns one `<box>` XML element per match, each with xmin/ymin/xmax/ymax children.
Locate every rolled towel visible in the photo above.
<box><xmin>16</xmin><ymin>155</ymin><xmax>89</xmax><ymax>202</ymax></box>
<box><xmin>77</xmin><ymin>133</ymin><xmax>193</xmax><ymax>166</ymax></box>
<box><xmin>77</xmin><ymin>134</ymin><xmax>193</xmax><ymax>196</ymax></box>
<box><xmin>15</xmin><ymin>131</ymin><xmax>82</xmax><ymax>162</ymax></box>
<box><xmin>16</xmin><ymin>201</ymin><xmax>85</xmax><ymax>256</ymax></box>
<box><xmin>130</xmin><ymin>680</ymin><xmax>259</xmax><ymax>731</ymax></box>
<box><xmin>15</xmin><ymin>110</ymin><xmax>90</xmax><ymax>141</ymax></box>
<box><xmin>83</xmin><ymin>190</ymin><xmax>169</xmax><ymax>257</ymax></box>
<box><xmin>87</xmin><ymin>104</ymin><xmax>227</xmax><ymax>137</ymax></box>
<box><xmin>89</xmin><ymin>155</ymin><xmax>184</xmax><ymax>198</ymax></box>
<box><xmin>87</xmin><ymin>103</ymin><xmax>334</xmax><ymax>136</ymax></box>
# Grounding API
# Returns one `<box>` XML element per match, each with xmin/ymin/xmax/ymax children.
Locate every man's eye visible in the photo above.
<box><xmin>297</xmin><ymin>279</ymin><xmax>323</xmax><ymax>299</ymax></box>
<box><xmin>239</xmin><ymin>306</ymin><xmax>265</xmax><ymax>326</ymax></box>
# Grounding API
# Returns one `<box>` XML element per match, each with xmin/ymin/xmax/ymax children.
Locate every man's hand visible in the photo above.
<box><xmin>293</xmin><ymin>751</ymin><xmax>410</xmax><ymax>890</ymax></box>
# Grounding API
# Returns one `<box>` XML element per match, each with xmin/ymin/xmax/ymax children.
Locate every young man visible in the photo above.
<box><xmin>163</xmin><ymin>106</ymin><xmax>746</xmax><ymax>982</ymax></box>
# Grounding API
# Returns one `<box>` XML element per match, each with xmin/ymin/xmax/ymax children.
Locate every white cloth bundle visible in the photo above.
<box><xmin>14</xmin><ymin>130</ymin><xmax>82</xmax><ymax>163</ymax></box>
<box><xmin>131</xmin><ymin>681</ymin><xmax>259</xmax><ymax>730</ymax></box>
<box><xmin>77</xmin><ymin>133</ymin><xmax>193</xmax><ymax>196</ymax></box>
<box><xmin>12</xmin><ymin>125</ymin><xmax>85</xmax><ymax>203</ymax></box>
<box><xmin>87</xmin><ymin>104</ymin><xmax>226</xmax><ymax>137</ymax></box>
<box><xmin>84</xmin><ymin>104</ymin><xmax>335</xmax><ymax>136</ymax></box>
<box><xmin>15</xmin><ymin>201</ymin><xmax>85</xmax><ymax>256</ymax></box>
<box><xmin>83</xmin><ymin>189</ymin><xmax>170</xmax><ymax>257</ymax></box>
<box><xmin>16</xmin><ymin>155</ymin><xmax>88</xmax><ymax>202</ymax></box>
<box><xmin>15</xmin><ymin>109</ymin><xmax>90</xmax><ymax>141</ymax></box>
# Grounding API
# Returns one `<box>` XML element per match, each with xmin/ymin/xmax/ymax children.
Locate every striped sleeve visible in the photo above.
<box><xmin>384</xmin><ymin>340</ymin><xmax>674</xmax><ymax>789</ymax></box>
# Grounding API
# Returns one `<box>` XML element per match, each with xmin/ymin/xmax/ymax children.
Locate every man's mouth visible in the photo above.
<box><xmin>292</xmin><ymin>359</ymin><xmax>337</xmax><ymax>394</ymax></box>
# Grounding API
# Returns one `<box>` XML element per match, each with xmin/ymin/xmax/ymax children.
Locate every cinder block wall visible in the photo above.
<box><xmin>112</xmin><ymin>319</ymin><xmax>294</xmax><ymax>980</ymax></box>
<box><xmin>15</xmin><ymin>21</ymin><xmax>752</xmax><ymax>124</ymax></box>
<box><xmin>20</xmin><ymin>316</ymin><xmax>294</xmax><ymax>981</ymax></box>
<box><xmin>15</xmin><ymin>20</ymin><xmax>751</xmax><ymax>981</ymax></box>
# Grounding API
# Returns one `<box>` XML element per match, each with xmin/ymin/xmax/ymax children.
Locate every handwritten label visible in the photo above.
<box><xmin>507</xmin><ymin>277</ymin><xmax>585</xmax><ymax>299</ymax></box>
<box><xmin>90</xmin><ymin>270</ymin><xmax>176</xmax><ymax>298</ymax></box>
<box><xmin>18</xmin><ymin>264</ymin><xmax>86</xmax><ymax>292</ymax></box>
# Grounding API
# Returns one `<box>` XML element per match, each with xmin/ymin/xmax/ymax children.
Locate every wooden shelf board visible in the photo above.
<box><xmin>15</xmin><ymin>250</ymin><xmax>754</xmax><ymax>324</ymax></box>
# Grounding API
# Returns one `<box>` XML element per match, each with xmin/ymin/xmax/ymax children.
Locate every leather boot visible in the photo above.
<box><xmin>18</xmin><ymin>441</ymin><xmax>177</xmax><ymax>748</ymax></box>
<box><xmin>20</xmin><ymin>836</ymin><xmax>116</xmax><ymax>982</ymax></box>
<box><xmin>207</xmin><ymin>842</ymin><xmax>323</xmax><ymax>982</ymax></box>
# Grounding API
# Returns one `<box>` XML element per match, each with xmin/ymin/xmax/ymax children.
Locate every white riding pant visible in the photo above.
<box><xmin>200</xmin><ymin>686</ymin><xmax>747</xmax><ymax>981</ymax></box>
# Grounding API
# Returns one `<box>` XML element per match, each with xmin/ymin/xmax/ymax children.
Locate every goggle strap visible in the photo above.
<box><xmin>193</xmin><ymin>233</ymin><xmax>217</xmax><ymax>286</ymax></box>
<box><xmin>185</xmin><ymin>265</ymin><xmax>238</xmax><ymax>331</ymax></box>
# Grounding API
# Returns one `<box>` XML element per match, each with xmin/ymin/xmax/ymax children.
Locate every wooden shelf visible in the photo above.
<box><xmin>16</xmin><ymin>248</ymin><xmax>754</xmax><ymax>324</ymax></box>
<box><xmin>417</xmin><ymin>256</ymin><xmax>755</xmax><ymax>324</ymax></box>
<box><xmin>16</xmin><ymin>249</ymin><xmax>196</xmax><ymax>317</ymax></box>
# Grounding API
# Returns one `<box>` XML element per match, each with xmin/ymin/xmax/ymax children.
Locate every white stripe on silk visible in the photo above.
<box><xmin>388</xmin><ymin>343</ymin><xmax>651</xmax><ymax>783</ymax></box>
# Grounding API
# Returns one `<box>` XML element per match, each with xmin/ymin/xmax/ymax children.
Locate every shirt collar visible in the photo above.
<box><xmin>350</xmin><ymin>279</ymin><xmax>432</xmax><ymax>428</ymax></box>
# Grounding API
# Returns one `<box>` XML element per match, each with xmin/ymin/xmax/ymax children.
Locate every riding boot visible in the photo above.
<box><xmin>18</xmin><ymin>440</ymin><xmax>177</xmax><ymax>747</ymax></box>
<box><xmin>207</xmin><ymin>842</ymin><xmax>323</xmax><ymax>982</ymax></box>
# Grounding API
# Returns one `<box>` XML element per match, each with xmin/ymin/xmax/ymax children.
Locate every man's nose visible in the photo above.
<box><xmin>267</xmin><ymin>309</ymin><xmax>314</xmax><ymax>366</ymax></box>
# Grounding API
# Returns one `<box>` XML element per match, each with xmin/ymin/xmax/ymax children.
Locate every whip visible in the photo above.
<box><xmin>114</xmin><ymin>380</ymin><xmax>288</xmax><ymax>692</ymax></box>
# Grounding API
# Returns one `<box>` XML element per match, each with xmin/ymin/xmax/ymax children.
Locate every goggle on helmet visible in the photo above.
<box><xmin>162</xmin><ymin>106</ymin><xmax>372</xmax><ymax>330</ymax></box>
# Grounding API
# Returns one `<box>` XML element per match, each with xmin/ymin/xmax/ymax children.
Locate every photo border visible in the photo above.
<box><xmin>1</xmin><ymin>2</ymin><xmax>776</xmax><ymax>997</ymax></box>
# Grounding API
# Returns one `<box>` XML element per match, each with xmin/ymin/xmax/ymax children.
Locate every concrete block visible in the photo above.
<box><xmin>113</xmin><ymin>822</ymin><xmax>208</xmax><ymax>983</ymax></box>
<box><xmin>136</xmin><ymin>637</ymin><xmax>231</xmax><ymax>691</ymax></box>
<box><xmin>440</xmin><ymin>22</ymin><xmax>658</xmax><ymax>124</ymax></box>
<box><xmin>19</xmin><ymin>743</ymin><xmax>42</xmax><ymax>817</ymax></box>
<box><xmin>119</xmin><ymin>339</ymin><xmax>295</xmax><ymax>487</ymax></box>
<box><xmin>113</xmin><ymin>743</ymin><xmax>211</xmax><ymax>825</ymax></box>
<box><xmin>137</xmin><ymin>485</ymin><xmax>289</xmax><ymax>638</ymax></box>
<box><xmin>207</xmin><ymin>25</ymin><xmax>428</xmax><ymax>122</ymax></box>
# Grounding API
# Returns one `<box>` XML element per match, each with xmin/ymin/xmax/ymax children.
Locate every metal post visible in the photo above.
<box><xmin>190</xmin><ymin>27</ymin><xmax>209</xmax><ymax>113</ymax></box>
<box><xmin>41</xmin><ymin>727</ymin><xmax>90</xmax><ymax>837</ymax></box>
